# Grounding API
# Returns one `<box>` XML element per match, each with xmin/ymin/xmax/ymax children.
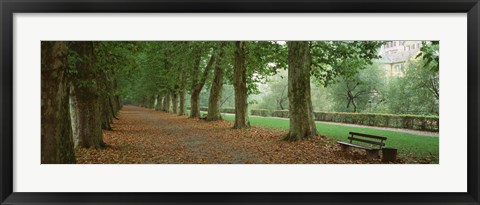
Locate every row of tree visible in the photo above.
<box><xmin>42</xmin><ymin>40</ymin><xmax>405</xmax><ymax>163</ymax></box>
<box><xmin>41</xmin><ymin>42</ymin><xmax>133</xmax><ymax>163</ymax></box>
<box><xmin>120</xmin><ymin>41</ymin><xmax>382</xmax><ymax>141</ymax></box>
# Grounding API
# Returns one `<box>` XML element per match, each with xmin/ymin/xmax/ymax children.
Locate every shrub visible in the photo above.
<box><xmin>271</xmin><ymin>110</ymin><xmax>289</xmax><ymax>118</ymax></box>
<box><xmin>312</xmin><ymin>111</ymin><xmax>439</xmax><ymax>132</ymax></box>
<box><xmin>198</xmin><ymin>106</ymin><xmax>439</xmax><ymax>132</ymax></box>
<box><xmin>250</xmin><ymin>109</ymin><xmax>270</xmax><ymax>117</ymax></box>
<box><xmin>220</xmin><ymin>107</ymin><xmax>236</xmax><ymax>114</ymax></box>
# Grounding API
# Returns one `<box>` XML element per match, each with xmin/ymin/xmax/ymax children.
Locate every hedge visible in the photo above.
<box><xmin>255</xmin><ymin>109</ymin><xmax>438</xmax><ymax>132</ymax></box>
<box><xmin>190</xmin><ymin>107</ymin><xmax>439</xmax><ymax>132</ymax></box>
<box><xmin>311</xmin><ymin>112</ymin><xmax>438</xmax><ymax>132</ymax></box>
<box><xmin>220</xmin><ymin>107</ymin><xmax>236</xmax><ymax>114</ymax></box>
<box><xmin>270</xmin><ymin>110</ymin><xmax>289</xmax><ymax>118</ymax></box>
<box><xmin>250</xmin><ymin>109</ymin><xmax>270</xmax><ymax>117</ymax></box>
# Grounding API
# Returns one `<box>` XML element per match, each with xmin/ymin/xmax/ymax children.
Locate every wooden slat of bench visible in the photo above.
<box><xmin>337</xmin><ymin>141</ymin><xmax>377</xmax><ymax>150</ymax></box>
<box><xmin>349</xmin><ymin>132</ymin><xmax>387</xmax><ymax>140</ymax></box>
<box><xmin>348</xmin><ymin>137</ymin><xmax>385</xmax><ymax>146</ymax></box>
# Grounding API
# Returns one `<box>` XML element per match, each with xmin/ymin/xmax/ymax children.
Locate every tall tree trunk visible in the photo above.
<box><xmin>141</xmin><ymin>96</ymin><xmax>147</xmax><ymax>107</ymax></box>
<box><xmin>233</xmin><ymin>41</ymin><xmax>250</xmax><ymax>129</ymax></box>
<box><xmin>154</xmin><ymin>95</ymin><xmax>160</xmax><ymax>111</ymax></box>
<box><xmin>115</xmin><ymin>95</ymin><xmax>122</xmax><ymax>110</ymax></box>
<box><xmin>41</xmin><ymin>41</ymin><xmax>76</xmax><ymax>164</ymax></box>
<box><xmin>112</xmin><ymin>76</ymin><xmax>121</xmax><ymax>113</ymax></box>
<box><xmin>172</xmin><ymin>92</ymin><xmax>178</xmax><ymax>114</ymax></box>
<box><xmin>190</xmin><ymin>90</ymin><xmax>201</xmax><ymax>117</ymax></box>
<box><xmin>206</xmin><ymin>42</ymin><xmax>227</xmax><ymax>121</ymax></box>
<box><xmin>99</xmin><ymin>71</ymin><xmax>113</xmax><ymax>130</ymax></box>
<box><xmin>284</xmin><ymin>41</ymin><xmax>317</xmax><ymax>141</ymax></box>
<box><xmin>149</xmin><ymin>95</ymin><xmax>155</xmax><ymax>109</ymax></box>
<box><xmin>178</xmin><ymin>90</ymin><xmax>186</xmax><ymax>116</ymax></box>
<box><xmin>101</xmin><ymin>96</ymin><xmax>113</xmax><ymax>131</ymax></box>
<box><xmin>178</xmin><ymin>64</ymin><xmax>186</xmax><ymax>116</ymax></box>
<box><xmin>69</xmin><ymin>41</ymin><xmax>105</xmax><ymax>149</ymax></box>
<box><xmin>163</xmin><ymin>92</ymin><xmax>171</xmax><ymax>113</ymax></box>
<box><xmin>190</xmin><ymin>53</ymin><xmax>215</xmax><ymax>118</ymax></box>
<box><xmin>109</xmin><ymin>95</ymin><xmax>118</xmax><ymax>119</ymax></box>
<box><xmin>158</xmin><ymin>95</ymin><xmax>164</xmax><ymax>111</ymax></box>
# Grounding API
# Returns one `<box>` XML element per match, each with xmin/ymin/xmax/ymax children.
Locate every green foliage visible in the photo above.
<box><xmin>310</xmin><ymin>41</ymin><xmax>383</xmax><ymax>86</ymax></box>
<box><xmin>243</xmin><ymin>41</ymin><xmax>287</xmax><ymax>95</ymax></box>
<box><xmin>385</xmin><ymin>59</ymin><xmax>439</xmax><ymax>115</ymax></box>
<box><xmin>119</xmin><ymin>41</ymin><xmax>203</xmax><ymax>105</ymax></box>
<box><xmin>327</xmin><ymin>63</ymin><xmax>386</xmax><ymax>113</ymax></box>
<box><xmin>108</xmin><ymin>40</ymin><xmax>437</xmax><ymax>117</ymax></box>
<box><xmin>66</xmin><ymin>50</ymin><xmax>81</xmax><ymax>76</ymax></box>
<box><xmin>255</xmin><ymin>69</ymin><xmax>289</xmax><ymax>110</ymax></box>
<box><xmin>416</xmin><ymin>41</ymin><xmax>439</xmax><ymax>72</ymax></box>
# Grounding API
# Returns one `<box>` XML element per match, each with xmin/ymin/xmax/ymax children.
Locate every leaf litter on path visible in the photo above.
<box><xmin>75</xmin><ymin>106</ymin><xmax>431</xmax><ymax>164</ymax></box>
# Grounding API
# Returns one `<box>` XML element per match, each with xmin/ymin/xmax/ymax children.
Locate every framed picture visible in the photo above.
<box><xmin>1</xmin><ymin>0</ymin><xmax>479</xmax><ymax>204</ymax></box>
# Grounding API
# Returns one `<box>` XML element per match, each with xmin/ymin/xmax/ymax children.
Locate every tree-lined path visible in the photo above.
<box><xmin>76</xmin><ymin>105</ymin><xmax>388</xmax><ymax>164</ymax></box>
<box><xmin>42</xmin><ymin>41</ymin><xmax>439</xmax><ymax>164</ymax></box>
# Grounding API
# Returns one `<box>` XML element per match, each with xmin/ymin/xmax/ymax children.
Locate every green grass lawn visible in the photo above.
<box><xmin>217</xmin><ymin>113</ymin><xmax>439</xmax><ymax>162</ymax></box>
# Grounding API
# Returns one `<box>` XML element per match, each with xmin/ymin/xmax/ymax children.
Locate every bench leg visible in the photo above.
<box><xmin>340</xmin><ymin>144</ymin><xmax>351</xmax><ymax>152</ymax></box>
<box><xmin>366</xmin><ymin>150</ymin><xmax>380</xmax><ymax>159</ymax></box>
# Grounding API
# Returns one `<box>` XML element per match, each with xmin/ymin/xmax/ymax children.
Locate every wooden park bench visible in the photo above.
<box><xmin>337</xmin><ymin>132</ymin><xmax>387</xmax><ymax>159</ymax></box>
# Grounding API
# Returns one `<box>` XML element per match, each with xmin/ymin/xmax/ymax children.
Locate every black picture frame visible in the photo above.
<box><xmin>1</xmin><ymin>0</ymin><xmax>479</xmax><ymax>204</ymax></box>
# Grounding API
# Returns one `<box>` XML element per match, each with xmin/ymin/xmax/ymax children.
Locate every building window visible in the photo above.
<box><xmin>394</xmin><ymin>64</ymin><xmax>404</xmax><ymax>73</ymax></box>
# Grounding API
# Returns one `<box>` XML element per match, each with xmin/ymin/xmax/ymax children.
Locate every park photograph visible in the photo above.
<box><xmin>41</xmin><ymin>40</ymin><xmax>439</xmax><ymax>164</ymax></box>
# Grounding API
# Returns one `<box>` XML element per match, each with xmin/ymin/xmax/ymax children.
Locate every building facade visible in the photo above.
<box><xmin>378</xmin><ymin>41</ymin><xmax>423</xmax><ymax>77</ymax></box>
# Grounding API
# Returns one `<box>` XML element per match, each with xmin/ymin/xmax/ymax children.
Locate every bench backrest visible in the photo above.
<box><xmin>348</xmin><ymin>132</ymin><xmax>386</xmax><ymax>149</ymax></box>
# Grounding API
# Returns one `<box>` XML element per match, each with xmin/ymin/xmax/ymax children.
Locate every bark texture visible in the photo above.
<box><xmin>154</xmin><ymin>95</ymin><xmax>160</xmax><ymax>111</ymax></box>
<box><xmin>69</xmin><ymin>42</ymin><xmax>105</xmax><ymax>149</ymax></box>
<box><xmin>101</xmin><ymin>96</ymin><xmax>113</xmax><ymax>131</ymax></box>
<box><xmin>148</xmin><ymin>95</ymin><xmax>155</xmax><ymax>109</ymax></box>
<box><xmin>233</xmin><ymin>41</ymin><xmax>250</xmax><ymax>128</ymax></box>
<box><xmin>99</xmin><ymin>72</ymin><xmax>113</xmax><ymax>131</ymax></box>
<box><xmin>284</xmin><ymin>41</ymin><xmax>318</xmax><ymax>141</ymax></box>
<box><xmin>157</xmin><ymin>95</ymin><xmax>164</xmax><ymax>111</ymax></box>
<box><xmin>190</xmin><ymin>52</ymin><xmax>215</xmax><ymax>118</ymax></box>
<box><xmin>41</xmin><ymin>42</ymin><xmax>76</xmax><ymax>164</ymax></box>
<box><xmin>206</xmin><ymin>42</ymin><xmax>227</xmax><ymax>121</ymax></box>
<box><xmin>163</xmin><ymin>92</ymin><xmax>171</xmax><ymax>113</ymax></box>
<box><xmin>177</xmin><ymin>66</ymin><xmax>186</xmax><ymax>116</ymax></box>
<box><xmin>172</xmin><ymin>92</ymin><xmax>178</xmax><ymax>114</ymax></box>
<box><xmin>178</xmin><ymin>90</ymin><xmax>186</xmax><ymax>116</ymax></box>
